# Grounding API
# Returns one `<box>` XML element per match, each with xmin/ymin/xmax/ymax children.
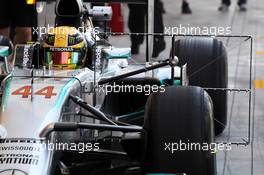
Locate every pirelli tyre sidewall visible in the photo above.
<box><xmin>143</xmin><ymin>86</ymin><xmax>216</xmax><ymax>175</ymax></box>
<box><xmin>175</xmin><ymin>37</ymin><xmax>228</xmax><ymax>135</ymax></box>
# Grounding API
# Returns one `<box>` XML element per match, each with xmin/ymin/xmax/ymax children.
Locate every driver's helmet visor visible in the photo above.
<box><xmin>44</xmin><ymin>50</ymin><xmax>82</xmax><ymax>68</ymax></box>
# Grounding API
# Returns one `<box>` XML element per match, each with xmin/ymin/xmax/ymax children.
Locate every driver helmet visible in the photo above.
<box><xmin>42</xmin><ymin>26</ymin><xmax>87</xmax><ymax>69</ymax></box>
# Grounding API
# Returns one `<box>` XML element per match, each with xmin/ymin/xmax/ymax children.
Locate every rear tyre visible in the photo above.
<box><xmin>144</xmin><ymin>86</ymin><xmax>216</xmax><ymax>175</ymax></box>
<box><xmin>175</xmin><ymin>37</ymin><xmax>228</xmax><ymax>135</ymax></box>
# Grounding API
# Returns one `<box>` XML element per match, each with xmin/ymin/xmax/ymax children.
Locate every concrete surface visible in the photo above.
<box><xmin>162</xmin><ymin>1</ymin><xmax>262</xmax><ymax>175</ymax></box>
<box><xmin>119</xmin><ymin>1</ymin><xmax>263</xmax><ymax>174</ymax></box>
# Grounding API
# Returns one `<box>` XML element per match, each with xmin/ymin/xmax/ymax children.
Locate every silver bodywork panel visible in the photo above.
<box><xmin>0</xmin><ymin>63</ymin><xmax>181</xmax><ymax>174</ymax></box>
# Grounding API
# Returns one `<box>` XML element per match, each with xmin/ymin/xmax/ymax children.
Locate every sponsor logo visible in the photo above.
<box><xmin>0</xmin><ymin>154</ymin><xmax>39</xmax><ymax>165</ymax></box>
<box><xmin>49</xmin><ymin>47</ymin><xmax>73</xmax><ymax>52</ymax></box>
<box><xmin>0</xmin><ymin>146</ymin><xmax>40</xmax><ymax>152</ymax></box>
<box><xmin>23</xmin><ymin>45</ymin><xmax>31</xmax><ymax>68</ymax></box>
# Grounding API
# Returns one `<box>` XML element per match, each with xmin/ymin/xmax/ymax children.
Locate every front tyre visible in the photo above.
<box><xmin>175</xmin><ymin>37</ymin><xmax>228</xmax><ymax>135</ymax></box>
<box><xmin>143</xmin><ymin>86</ymin><xmax>216</xmax><ymax>175</ymax></box>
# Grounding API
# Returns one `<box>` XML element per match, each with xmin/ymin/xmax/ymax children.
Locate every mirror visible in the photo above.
<box><xmin>89</xmin><ymin>6</ymin><xmax>112</xmax><ymax>21</ymax></box>
<box><xmin>0</xmin><ymin>35</ymin><xmax>12</xmax><ymax>58</ymax></box>
<box><xmin>102</xmin><ymin>48</ymin><xmax>131</xmax><ymax>60</ymax></box>
<box><xmin>0</xmin><ymin>46</ymin><xmax>9</xmax><ymax>58</ymax></box>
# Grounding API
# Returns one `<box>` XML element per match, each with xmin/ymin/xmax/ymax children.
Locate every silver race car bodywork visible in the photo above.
<box><xmin>0</xmin><ymin>0</ymin><xmax>233</xmax><ymax>174</ymax></box>
<box><xmin>0</xmin><ymin>57</ymin><xmax>182</xmax><ymax>174</ymax></box>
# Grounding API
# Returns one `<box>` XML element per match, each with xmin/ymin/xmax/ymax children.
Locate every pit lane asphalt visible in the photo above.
<box><xmin>38</xmin><ymin>0</ymin><xmax>264</xmax><ymax>174</ymax></box>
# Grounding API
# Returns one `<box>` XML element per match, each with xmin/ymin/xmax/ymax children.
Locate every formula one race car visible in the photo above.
<box><xmin>0</xmin><ymin>0</ymin><xmax>227</xmax><ymax>174</ymax></box>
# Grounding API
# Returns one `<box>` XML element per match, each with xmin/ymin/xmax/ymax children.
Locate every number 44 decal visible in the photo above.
<box><xmin>12</xmin><ymin>86</ymin><xmax>57</xmax><ymax>99</ymax></box>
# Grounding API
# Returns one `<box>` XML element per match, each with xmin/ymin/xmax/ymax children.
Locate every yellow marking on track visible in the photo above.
<box><xmin>256</xmin><ymin>51</ymin><xmax>264</xmax><ymax>55</ymax></box>
<box><xmin>26</xmin><ymin>0</ymin><xmax>36</xmax><ymax>4</ymax></box>
<box><xmin>254</xmin><ymin>80</ymin><xmax>264</xmax><ymax>89</ymax></box>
